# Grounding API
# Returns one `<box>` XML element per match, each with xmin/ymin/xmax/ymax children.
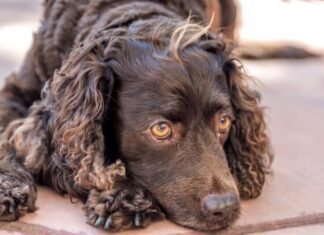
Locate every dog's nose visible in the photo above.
<box><xmin>202</xmin><ymin>193</ymin><xmax>239</xmax><ymax>217</ymax></box>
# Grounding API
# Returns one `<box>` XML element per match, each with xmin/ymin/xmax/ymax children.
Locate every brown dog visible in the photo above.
<box><xmin>0</xmin><ymin>0</ymin><xmax>272</xmax><ymax>232</ymax></box>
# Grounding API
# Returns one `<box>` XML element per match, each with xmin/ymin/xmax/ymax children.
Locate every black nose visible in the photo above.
<box><xmin>202</xmin><ymin>193</ymin><xmax>239</xmax><ymax>217</ymax></box>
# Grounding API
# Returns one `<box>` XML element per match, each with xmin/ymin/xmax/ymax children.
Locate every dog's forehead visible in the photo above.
<box><xmin>118</xmin><ymin>47</ymin><xmax>231</xmax><ymax>123</ymax></box>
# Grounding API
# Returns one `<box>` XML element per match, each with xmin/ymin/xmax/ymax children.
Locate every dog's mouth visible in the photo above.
<box><xmin>168</xmin><ymin>205</ymin><xmax>241</xmax><ymax>232</ymax></box>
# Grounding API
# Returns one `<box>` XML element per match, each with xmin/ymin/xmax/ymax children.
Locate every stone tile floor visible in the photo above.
<box><xmin>0</xmin><ymin>1</ymin><xmax>324</xmax><ymax>234</ymax></box>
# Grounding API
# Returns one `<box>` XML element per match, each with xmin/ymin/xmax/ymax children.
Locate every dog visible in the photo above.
<box><xmin>0</xmin><ymin>0</ymin><xmax>272</xmax><ymax>232</ymax></box>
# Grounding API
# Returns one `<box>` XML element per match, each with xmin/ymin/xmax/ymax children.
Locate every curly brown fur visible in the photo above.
<box><xmin>223</xmin><ymin>61</ymin><xmax>273</xmax><ymax>199</ymax></box>
<box><xmin>0</xmin><ymin>0</ymin><xmax>271</xmax><ymax>232</ymax></box>
<box><xmin>0</xmin><ymin>142</ymin><xmax>37</xmax><ymax>221</ymax></box>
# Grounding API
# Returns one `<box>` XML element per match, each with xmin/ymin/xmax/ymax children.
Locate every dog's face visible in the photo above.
<box><xmin>107</xmin><ymin>39</ymin><xmax>240</xmax><ymax>231</ymax></box>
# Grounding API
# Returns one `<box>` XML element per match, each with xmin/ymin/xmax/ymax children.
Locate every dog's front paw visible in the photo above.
<box><xmin>85</xmin><ymin>186</ymin><xmax>164</xmax><ymax>231</ymax></box>
<box><xmin>0</xmin><ymin>173</ymin><xmax>37</xmax><ymax>221</ymax></box>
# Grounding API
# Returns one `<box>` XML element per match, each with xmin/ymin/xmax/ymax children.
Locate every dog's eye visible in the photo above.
<box><xmin>219</xmin><ymin>115</ymin><xmax>231</xmax><ymax>132</ymax></box>
<box><xmin>151</xmin><ymin>122</ymin><xmax>172</xmax><ymax>139</ymax></box>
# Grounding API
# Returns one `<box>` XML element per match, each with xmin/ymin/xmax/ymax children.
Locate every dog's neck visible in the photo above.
<box><xmin>74</xmin><ymin>1</ymin><xmax>207</xmax><ymax>42</ymax></box>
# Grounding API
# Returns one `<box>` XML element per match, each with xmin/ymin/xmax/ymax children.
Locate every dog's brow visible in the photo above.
<box><xmin>212</xmin><ymin>95</ymin><xmax>231</xmax><ymax>108</ymax></box>
<box><xmin>205</xmin><ymin>92</ymin><xmax>232</xmax><ymax>114</ymax></box>
<box><xmin>159</xmin><ymin>103</ymin><xmax>186</xmax><ymax>122</ymax></box>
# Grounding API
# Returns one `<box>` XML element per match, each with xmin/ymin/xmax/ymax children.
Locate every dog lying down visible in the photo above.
<box><xmin>0</xmin><ymin>0</ymin><xmax>273</xmax><ymax>232</ymax></box>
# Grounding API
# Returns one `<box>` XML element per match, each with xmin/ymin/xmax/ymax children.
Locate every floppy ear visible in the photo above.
<box><xmin>49</xmin><ymin>38</ymin><xmax>126</xmax><ymax>194</ymax></box>
<box><xmin>223</xmin><ymin>60</ymin><xmax>273</xmax><ymax>199</ymax></box>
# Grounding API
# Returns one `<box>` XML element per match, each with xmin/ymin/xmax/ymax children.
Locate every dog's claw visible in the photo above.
<box><xmin>95</xmin><ymin>216</ymin><xmax>104</xmax><ymax>227</ymax></box>
<box><xmin>104</xmin><ymin>215</ymin><xmax>112</xmax><ymax>230</ymax></box>
<box><xmin>8</xmin><ymin>203</ymin><xmax>15</xmax><ymax>214</ymax></box>
<box><xmin>134</xmin><ymin>212</ymin><xmax>142</xmax><ymax>227</ymax></box>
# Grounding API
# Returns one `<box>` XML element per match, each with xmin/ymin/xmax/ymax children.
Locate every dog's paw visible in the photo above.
<box><xmin>0</xmin><ymin>173</ymin><xmax>37</xmax><ymax>221</ymax></box>
<box><xmin>87</xmin><ymin>206</ymin><xmax>163</xmax><ymax>231</ymax></box>
<box><xmin>85</xmin><ymin>187</ymin><xmax>164</xmax><ymax>231</ymax></box>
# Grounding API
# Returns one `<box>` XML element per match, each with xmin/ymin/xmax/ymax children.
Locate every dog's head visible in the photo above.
<box><xmin>51</xmin><ymin>19</ymin><xmax>271</xmax><ymax>231</ymax></box>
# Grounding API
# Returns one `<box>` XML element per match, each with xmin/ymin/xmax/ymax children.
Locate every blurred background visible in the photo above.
<box><xmin>0</xmin><ymin>0</ymin><xmax>323</xmax><ymax>234</ymax></box>
<box><xmin>1</xmin><ymin>0</ymin><xmax>324</xmax><ymax>77</ymax></box>
<box><xmin>1</xmin><ymin>0</ymin><xmax>324</xmax><ymax>78</ymax></box>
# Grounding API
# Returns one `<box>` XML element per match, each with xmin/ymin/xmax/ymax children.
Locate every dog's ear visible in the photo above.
<box><xmin>222</xmin><ymin>60</ymin><xmax>273</xmax><ymax>199</ymax></box>
<box><xmin>49</xmin><ymin>38</ymin><xmax>124</xmax><ymax>191</ymax></box>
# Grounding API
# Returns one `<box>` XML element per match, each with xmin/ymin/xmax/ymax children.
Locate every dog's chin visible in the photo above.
<box><xmin>170</xmin><ymin>207</ymin><xmax>241</xmax><ymax>232</ymax></box>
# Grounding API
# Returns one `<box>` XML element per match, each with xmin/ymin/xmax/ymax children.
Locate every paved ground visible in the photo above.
<box><xmin>0</xmin><ymin>1</ymin><xmax>323</xmax><ymax>235</ymax></box>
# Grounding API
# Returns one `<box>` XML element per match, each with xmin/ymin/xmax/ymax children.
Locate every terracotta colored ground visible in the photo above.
<box><xmin>0</xmin><ymin>1</ymin><xmax>323</xmax><ymax>234</ymax></box>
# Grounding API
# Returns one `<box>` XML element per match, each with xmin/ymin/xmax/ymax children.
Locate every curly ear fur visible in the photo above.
<box><xmin>0</xmin><ymin>39</ymin><xmax>115</xmax><ymax>197</ymax></box>
<box><xmin>223</xmin><ymin>60</ymin><xmax>273</xmax><ymax>199</ymax></box>
<box><xmin>47</xmin><ymin>39</ymin><xmax>120</xmax><ymax>195</ymax></box>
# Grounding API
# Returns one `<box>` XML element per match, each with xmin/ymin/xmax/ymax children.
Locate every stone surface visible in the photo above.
<box><xmin>258</xmin><ymin>224</ymin><xmax>324</xmax><ymax>235</ymax></box>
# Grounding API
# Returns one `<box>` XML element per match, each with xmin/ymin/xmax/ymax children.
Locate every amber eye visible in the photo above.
<box><xmin>219</xmin><ymin>115</ymin><xmax>231</xmax><ymax>132</ymax></box>
<box><xmin>151</xmin><ymin>122</ymin><xmax>172</xmax><ymax>139</ymax></box>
